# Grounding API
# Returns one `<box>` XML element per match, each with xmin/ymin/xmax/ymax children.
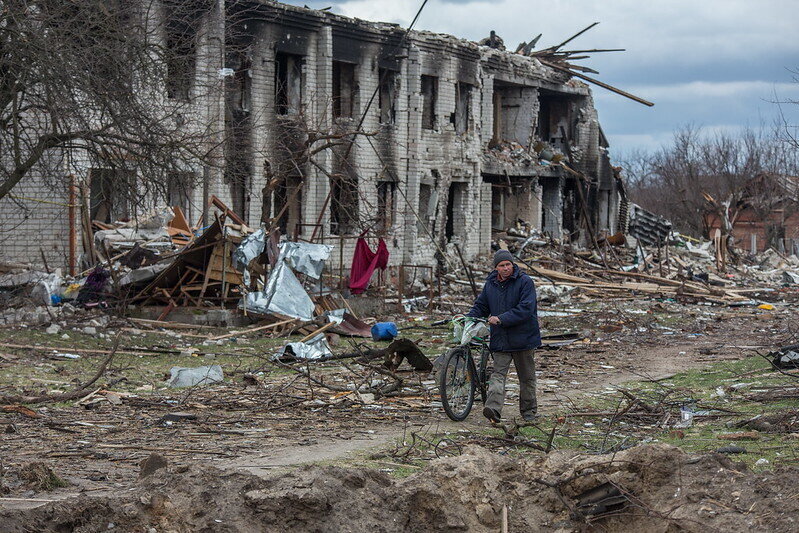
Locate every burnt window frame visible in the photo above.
<box><xmin>421</xmin><ymin>75</ymin><xmax>438</xmax><ymax>130</ymax></box>
<box><xmin>164</xmin><ymin>3</ymin><xmax>203</xmax><ymax>101</ymax></box>
<box><xmin>332</xmin><ymin>60</ymin><xmax>357</xmax><ymax>119</ymax></box>
<box><xmin>417</xmin><ymin>182</ymin><xmax>435</xmax><ymax>233</ymax></box>
<box><xmin>378</xmin><ymin>68</ymin><xmax>398</xmax><ymax>125</ymax></box>
<box><xmin>330</xmin><ymin>173</ymin><xmax>359</xmax><ymax>236</ymax></box>
<box><xmin>275</xmin><ymin>52</ymin><xmax>304</xmax><ymax>115</ymax></box>
<box><xmin>453</xmin><ymin>82</ymin><xmax>473</xmax><ymax>135</ymax></box>
<box><xmin>89</xmin><ymin>167</ymin><xmax>137</xmax><ymax>223</ymax></box>
<box><xmin>376</xmin><ymin>180</ymin><xmax>397</xmax><ymax>232</ymax></box>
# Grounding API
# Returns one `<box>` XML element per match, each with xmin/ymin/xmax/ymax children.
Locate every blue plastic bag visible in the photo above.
<box><xmin>371</xmin><ymin>322</ymin><xmax>398</xmax><ymax>341</ymax></box>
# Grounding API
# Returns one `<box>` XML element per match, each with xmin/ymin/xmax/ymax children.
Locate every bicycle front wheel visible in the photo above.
<box><xmin>439</xmin><ymin>347</ymin><xmax>475</xmax><ymax>421</ymax></box>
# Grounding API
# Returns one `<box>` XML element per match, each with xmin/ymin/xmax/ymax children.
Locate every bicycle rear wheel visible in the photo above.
<box><xmin>439</xmin><ymin>347</ymin><xmax>475</xmax><ymax>421</ymax></box>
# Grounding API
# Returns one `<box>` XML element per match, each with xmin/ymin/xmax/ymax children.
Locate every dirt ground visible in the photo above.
<box><xmin>0</xmin><ymin>297</ymin><xmax>797</xmax><ymax>530</ymax></box>
<box><xmin>3</xmin><ymin>443</ymin><xmax>799</xmax><ymax>532</ymax></box>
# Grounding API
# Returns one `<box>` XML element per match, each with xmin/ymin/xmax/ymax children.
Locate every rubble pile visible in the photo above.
<box><xmin>437</xmin><ymin>219</ymin><xmax>799</xmax><ymax>311</ymax></box>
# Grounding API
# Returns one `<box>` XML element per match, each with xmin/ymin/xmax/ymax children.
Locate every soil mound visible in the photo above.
<box><xmin>2</xmin><ymin>444</ymin><xmax>797</xmax><ymax>532</ymax></box>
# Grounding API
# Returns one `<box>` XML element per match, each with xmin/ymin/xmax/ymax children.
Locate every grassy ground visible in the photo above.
<box><xmin>505</xmin><ymin>354</ymin><xmax>799</xmax><ymax>470</ymax></box>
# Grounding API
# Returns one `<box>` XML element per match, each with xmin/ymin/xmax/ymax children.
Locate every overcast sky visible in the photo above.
<box><xmin>283</xmin><ymin>0</ymin><xmax>799</xmax><ymax>159</ymax></box>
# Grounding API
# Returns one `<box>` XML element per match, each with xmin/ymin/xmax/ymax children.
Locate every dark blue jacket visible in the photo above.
<box><xmin>467</xmin><ymin>264</ymin><xmax>541</xmax><ymax>352</ymax></box>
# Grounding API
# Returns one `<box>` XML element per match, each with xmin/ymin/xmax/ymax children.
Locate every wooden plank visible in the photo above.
<box><xmin>299</xmin><ymin>321</ymin><xmax>336</xmax><ymax>343</ymax></box>
<box><xmin>207</xmin><ymin>319</ymin><xmax>299</xmax><ymax>341</ymax></box>
<box><xmin>0</xmin><ymin>342</ymin><xmax>172</xmax><ymax>357</ymax></box>
<box><xmin>129</xmin><ymin>318</ymin><xmax>218</xmax><ymax>330</ymax></box>
<box><xmin>170</xmin><ymin>206</ymin><xmax>192</xmax><ymax>233</ymax></box>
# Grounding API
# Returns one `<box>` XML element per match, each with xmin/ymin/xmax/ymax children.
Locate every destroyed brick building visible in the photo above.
<box><xmin>705</xmin><ymin>173</ymin><xmax>799</xmax><ymax>255</ymax></box>
<box><xmin>0</xmin><ymin>0</ymin><xmax>624</xmax><ymax>276</ymax></box>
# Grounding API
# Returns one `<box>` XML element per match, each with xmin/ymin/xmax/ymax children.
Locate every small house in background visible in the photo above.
<box><xmin>705</xmin><ymin>173</ymin><xmax>799</xmax><ymax>255</ymax></box>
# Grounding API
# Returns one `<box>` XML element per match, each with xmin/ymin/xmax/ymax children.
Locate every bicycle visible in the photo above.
<box><xmin>437</xmin><ymin>316</ymin><xmax>494</xmax><ymax>421</ymax></box>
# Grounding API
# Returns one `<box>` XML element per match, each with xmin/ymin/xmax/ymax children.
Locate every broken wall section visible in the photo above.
<box><xmin>404</xmin><ymin>32</ymin><xmax>487</xmax><ymax>267</ymax></box>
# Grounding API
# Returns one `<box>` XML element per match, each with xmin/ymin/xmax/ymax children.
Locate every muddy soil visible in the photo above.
<box><xmin>2</xmin><ymin>444</ymin><xmax>797</xmax><ymax>532</ymax></box>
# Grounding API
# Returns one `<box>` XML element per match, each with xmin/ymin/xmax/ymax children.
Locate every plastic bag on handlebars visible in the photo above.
<box><xmin>452</xmin><ymin>316</ymin><xmax>489</xmax><ymax>345</ymax></box>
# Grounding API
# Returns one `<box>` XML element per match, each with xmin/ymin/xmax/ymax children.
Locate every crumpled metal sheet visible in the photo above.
<box><xmin>232</xmin><ymin>228</ymin><xmax>267</xmax><ymax>285</ymax></box>
<box><xmin>118</xmin><ymin>263</ymin><xmax>169</xmax><ymax>286</ymax></box>
<box><xmin>278</xmin><ymin>242</ymin><xmax>333</xmax><ymax>279</ymax></box>
<box><xmin>628</xmin><ymin>203</ymin><xmax>672</xmax><ymax>247</ymax></box>
<box><xmin>273</xmin><ymin>334</ymin><xmax>333</xmax><ymax>361</ymax></box>
<box><xmin>240</xmin><ymin>261</ymin><xmax>315</xmax><ymax>321</ymax></box>
<box><xmin>94</xmin><ymin>227</ymin><xmax>172</xmax><ymax>253</ymax></box>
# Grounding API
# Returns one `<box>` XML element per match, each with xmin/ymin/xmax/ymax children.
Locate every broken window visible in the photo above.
<box><xmin>378</xmin><ymin>69</ymin><xmax>398</xmax><ymax>124</ymax></box>
<box><xmin>276</xmin><ymin>52</ymin><xmax>303</xmax><ymax>115</ymax></box>
<box><xmin>453</xmin><ymin>82</ymin><xmax>472</xmax><ymax>135</ymax></box>
<box><xmin>273</xmin><ymin>176</ymin><xmax>303</xmax><ymax>237</ymax></box>
<box><xmin>538</xmin><ymin>91</ymin><xmax>577</xmax><ymax>153</ymax></box>
<box><xmin>445</xmin><ymin>182</ymin><xmax>467</xmax><ymax>241</ymax></box>
<box><xmin>166</xmin><ymin>171</ymin><xmax>193</xmax><ymax>218</ymax></box>
<box><xmin>164</xmin><ymin>3</ymin><xmax>203</xmax><ymax>101</ymax></box>
<box><xmin>417</xmin><ymin>183</ymin><xmax>438</xmax><ymax>233</ymax></box>
<box><xmin>421</xmin><ymin>75</ymin><xmax>437</xmax><ymax>130</ymax></box>
<box><xmin>89</xmin><ymin>168</ymin><xmax>136</xmax><ymax>223</ymax></box>
<box><xmin>491</xmin><ymin>185</ymin><xmax>505</xmax><ymax>230</ymax></box>
<box><xmin>330</xmin><ymin>174</ymin><xmax>359</xmax><ymax>235</ymax></box>
<box><xmin>376</xmin><ymin>181</ymin><xmax>396</xmax><ymax>232</ymax></box>
<box><xmin>231</xmin><ymin>53</ymin><xmax>252</xmax><ymax>113</ymax></box>
<box><xmin>332</xmin><ymin>61</ymin><xmax>356</xmax><ymax>119</ymax></box>
<box><xmin>492</xmin><ymin>84</ymin><xmax>536</xmax><ymax>146</ymax></box>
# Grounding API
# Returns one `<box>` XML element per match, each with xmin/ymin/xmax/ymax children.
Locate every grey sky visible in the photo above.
<box><xmin>283</xmin><ymin>0</ymin><xmax>799</xmax><ymax>159</ymax></box>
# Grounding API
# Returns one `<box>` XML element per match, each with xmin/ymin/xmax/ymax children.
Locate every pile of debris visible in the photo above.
<box><xmin>484</xmin><ymin>140</ymin><xmax>538</xmax><ymax>166</ymax></box>
<box><xmin>443</xmin><ymin>214</ymin><xmax>799</xmax><ymax>312</ymax></box>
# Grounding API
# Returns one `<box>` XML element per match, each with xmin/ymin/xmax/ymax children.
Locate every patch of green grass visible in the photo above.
<box><xmin>542</xmin><ymin>354</ymin><xmax>799</xmax><ymax>469</ymax></box>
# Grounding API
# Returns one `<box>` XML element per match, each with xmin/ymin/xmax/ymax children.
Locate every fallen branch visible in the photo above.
<box><xmin>271</xmin><ymin>358</ymin><xmax>405</xmax><ymax>396</ymax></box>
<box><xmin>0</xmin><ymin>335</ymin><xmax>121</xmax><ymax>405</ymax></box>
<box><xmin>756</xmin><ymin>350</ymin><xmax>799</xmax><ymax>381</ymax></box>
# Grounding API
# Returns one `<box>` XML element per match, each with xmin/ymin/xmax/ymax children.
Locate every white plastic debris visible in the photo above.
<box><xmin>167</xmin><ymin>365</ymin><xmax>224</xmax><ymax>388</ymax></box>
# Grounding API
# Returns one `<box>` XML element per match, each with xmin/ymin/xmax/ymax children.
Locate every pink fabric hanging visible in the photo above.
<box><xmin>349</xmin><ymin>237</ymin><xmax>389</xmax><ymax>294</ymax></box>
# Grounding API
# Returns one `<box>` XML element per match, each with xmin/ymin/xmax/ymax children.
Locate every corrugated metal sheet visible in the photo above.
<box><xmin>628</xmin><ymin>203</ymin><xmax>672</xmax><ymax>246</ymax></box>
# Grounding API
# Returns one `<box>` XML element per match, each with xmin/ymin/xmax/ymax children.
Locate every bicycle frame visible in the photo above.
<box><xmin>459</xmin><ymin>337</ymin><xmax>492</xmax><ymax>403</ymax></box>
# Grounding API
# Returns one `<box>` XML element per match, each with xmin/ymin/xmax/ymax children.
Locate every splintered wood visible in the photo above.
<box><xmin>130</xmin><ymin>216</ymin><xmax>247</xmax><ymax>309</ymax></box>
<box><xmin>522</xmin><ymin>263</ymin><xmax>751</xmax><ymax>304</ymax></box>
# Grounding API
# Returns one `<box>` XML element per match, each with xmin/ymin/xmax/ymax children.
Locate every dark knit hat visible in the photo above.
<box><xmin>493</xmin><ymin>249</ymin><xmax>514</xmax><ymax>268</ymax></box>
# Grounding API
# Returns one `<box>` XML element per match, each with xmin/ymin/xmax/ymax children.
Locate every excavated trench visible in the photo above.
<box><xmin>2</xmin><ymin>444</ymin><xmax>798</xmax><ymax>532</ymax></box>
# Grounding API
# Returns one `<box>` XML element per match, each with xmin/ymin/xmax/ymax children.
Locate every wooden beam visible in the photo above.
<box><xmin>539</xmin><ymin>59</ymin><xmax>654</xmax><ymax>107</ymax></box>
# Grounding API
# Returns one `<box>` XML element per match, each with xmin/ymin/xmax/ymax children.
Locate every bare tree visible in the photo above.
<box><xmin>623</xmin><ymin>125</ymin><xmax>799</xmax><ymax>255</ymax></box>
<box><xmin>0</xmin><ymin>0</ymin><xmax>224</xmax><ymax>206</ymax></box>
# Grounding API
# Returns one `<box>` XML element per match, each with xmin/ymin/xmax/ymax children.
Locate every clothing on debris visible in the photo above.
<box><xmin>349</xmin><ymin>237</ymin><xmax>389</xmax><ymax>295</ymax></box>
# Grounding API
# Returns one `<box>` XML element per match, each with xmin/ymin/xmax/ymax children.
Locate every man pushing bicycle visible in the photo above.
<box><xmin>467</xmin><ymin>249</ymin><xmax>541</xmax><ymax>423</ymax></box>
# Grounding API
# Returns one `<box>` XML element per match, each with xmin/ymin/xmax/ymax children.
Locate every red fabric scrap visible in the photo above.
<box><xmin>349</xmin><ymin>238</ymin><xmax>389</xmax><ymax>294</ymax></box>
